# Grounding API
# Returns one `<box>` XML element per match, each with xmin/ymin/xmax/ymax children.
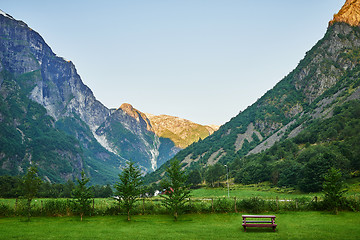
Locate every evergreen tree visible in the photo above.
<box><xmin>21</xmin><ymin>166</ymin><xmax>42</xmax><ymax>221</ymax></box>
<box><xmin>115</xmin><ymin>161</ymin><xmax>143</xmax><ymax>221</ymax></box>
<box><xmin>72</xmin><ymin>170</ymin><xmax>93</xmax><ymax>221</ymax></box>
<box><xmin>322</xmin><ymin>167</ymin><xmax>347</xmax><ymax>214</ymax></box>
<box><xmin>161</xmin><ymin>159</ymin><xmax>191</xmax><ymax>221</ymax></box>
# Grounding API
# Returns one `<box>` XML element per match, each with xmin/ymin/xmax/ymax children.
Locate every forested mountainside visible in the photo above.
<box><xmin>145</xmin><ymin>0</ymin><xmax>360</xmax><ymax>189</ymax></box>
<box><xmin>0</xmin><ymin>11</ymin><xmax>215</xmax><ymax>184</ymax></box>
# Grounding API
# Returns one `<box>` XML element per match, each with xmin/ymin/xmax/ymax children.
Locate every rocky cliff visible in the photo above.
<box><xmin>0</xmin><ymin>11</ymin><xmax>214</xmax><ymax>183</ymax></box>
<box><xmin>329</xmin><ymin>0</ymin><xmax>360</xmax><ymax>26</ymax></box>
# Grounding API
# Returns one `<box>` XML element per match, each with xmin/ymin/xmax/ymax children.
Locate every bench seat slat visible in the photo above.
<box><xmin>242</xmin><ymin>223</ymin><xmax>277</xmax><ymax>228</ymax></box>
<box><xmin>243</xmin><ymin>220</ymin><xmax>273</xmax><ymax>223</ymax></box>
<box><xmin>242</xmin><ymin>215</ymin><xmax>276</xmax><ymax>218</ymax></box>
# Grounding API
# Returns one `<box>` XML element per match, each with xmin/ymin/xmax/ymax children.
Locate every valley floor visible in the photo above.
<box><xmin>1</xmin><ymin>212</ymin><xmax>360</xmax><ymax>240</ymax></box>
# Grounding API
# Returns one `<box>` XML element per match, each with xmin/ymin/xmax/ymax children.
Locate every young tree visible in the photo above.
<box><xmin>322</xmin><ymin>167</ymin><xmax>347</xmax><ymax>214</ymax></box>
<box><xmin>161</xmin><ymin>159</ymin><xmax>191</xmax><ymax>221</ymax></box>
<box><xmin>114</xmin><ymin>161</ymin><xmax>143</xmax><ymax>221</ymax></box>
<box><xmin>72</xmin><ymin>170</ymin><xmax>93</xmax><ymax>221</ymax></box>
<box><xmin>21</xmin><ymin>166</ymin><xmax>42</xmax><ymax>221</ymax></box>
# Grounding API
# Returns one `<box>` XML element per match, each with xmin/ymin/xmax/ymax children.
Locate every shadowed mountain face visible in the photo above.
<box><xmin>0</xmin><ymin>12</ymin><xmax>215</xmax><ymax>184</ymax></box>
<box><xmin>145</xmin><ymin>0</ymin><xmax>360</xmax><ymax>184</ymax></box>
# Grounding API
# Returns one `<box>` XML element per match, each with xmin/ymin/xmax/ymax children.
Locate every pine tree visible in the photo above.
<box><xmin>161</xmin><ymin>159</ymin><xmax>191</xmax><ymax>221</ymax></box>
<box><xmin>72</xmin><ymin>170</ymin><xmax>93</xmax><ymax>221</ymax></box>
<box><xmin>322</xmin><ymin>167</ymin><xmax>347</xmax><ymax>214</ymax></box>
<box><xmin>115</xmin><ymin>161</ymin><xmax>143</xmax><ymax>221</ymax></box>
<box><xmin>21</xmin><ymin>166</ymin><xmax>42</xmax><ymax>221</ymax></box>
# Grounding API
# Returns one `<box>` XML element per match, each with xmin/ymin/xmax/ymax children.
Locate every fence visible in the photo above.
<box><xmin>0</xmin><ymin>195</ymin><xmax>359</xmax><ymax>217</ymax></box>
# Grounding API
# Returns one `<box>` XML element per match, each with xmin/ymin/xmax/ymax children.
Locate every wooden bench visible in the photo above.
<box><xmin>242</xmin><ymin>215</ymin><xmax>277</xmax><ymax>232</ymax></box>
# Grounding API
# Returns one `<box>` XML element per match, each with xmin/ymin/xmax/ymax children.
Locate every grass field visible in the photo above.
<box><xmin>1</xmin><ymin>212</ymin><xmax>360</xmax><ymax>240</ymax></box>
<box><xmin>190</xmin><ymin>184</ymin><xmax>316</xmax><ymax>199</ymax></box>
<box><xmin>190</xmin><ymin>180</ymin><xmax>360</xmax><ymax>199</ymax></box>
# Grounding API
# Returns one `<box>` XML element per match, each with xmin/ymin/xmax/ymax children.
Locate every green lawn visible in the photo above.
<box><xmin>190</xmin><ymin>179</ymin><xmax>360</xmax><ymax>200</ymax></box>
<box><xmin>1</xmin><ymin>212</ymin><xmax>360</xmax><ymax>240</ymax></box>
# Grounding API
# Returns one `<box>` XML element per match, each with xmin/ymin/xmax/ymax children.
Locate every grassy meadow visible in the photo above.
<box><xmin>190</xmin><ymin>183</ymin><xmax>318</xmax><ymax>199</ymax></box>
<box><xmin>1</xmin><ymin>181</ymin><xmax>359</xmax><ymax>239</ymax></box>
<box><xmin>1</xmin><ymin>212</ymin><xmax>360</xmax><ymax>240</ymax></box>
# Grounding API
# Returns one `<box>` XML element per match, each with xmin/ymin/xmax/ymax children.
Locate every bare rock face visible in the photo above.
<box><xmin>330</xmin><ymin>0</ymin><xmax>360</xmax><ymax>26</ymax></box>
<box><xmin>119</xmin><ymin>103</ymin><xmax>153</xmax><ymax>132</ymax></box>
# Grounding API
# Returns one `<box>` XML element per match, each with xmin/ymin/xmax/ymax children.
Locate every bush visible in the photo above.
<box><xmin>42</xmin><ymin>199</ymin><xmax>73</xmax><ymax>216</ymax></box>
<box><xmin>213</xmin><ymin>198</ymin><xmax>233</xmax><ymax>213</ymax></box>
<box><xmin>0</xmin><ymin>203</ymin><xmax>13</xmax><ymax>217</ymax></box>
<box><xmin>239</xmin><ymin>197</ymin><xmax>266</xmax><ymax>213</ymax></box>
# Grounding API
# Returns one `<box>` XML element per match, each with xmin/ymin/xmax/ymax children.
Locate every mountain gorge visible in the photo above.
<box><xmin>145</xmin><ymin>0</ymin><xmax>360</xmax><ymax>188</ymax></box>
<box><xmin>0</xmin><ymin>11</ymin><xmax>216</xmax><ymax>184</ymax></box>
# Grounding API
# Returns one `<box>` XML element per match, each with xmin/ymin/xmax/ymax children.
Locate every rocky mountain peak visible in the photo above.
<box><xmin>329</xmin><ymin>0</ymin><xmax>360</xmax><ymax>26</ymax></box>
<box><xmin>118</xmin><ymin>103</ymin><xmax>153</xmax><ymax>131</ymax></box>
<box><xmin>119</xmin><ymin>103</ymin><xmax>137</xmax><ymax>117</ymax></box>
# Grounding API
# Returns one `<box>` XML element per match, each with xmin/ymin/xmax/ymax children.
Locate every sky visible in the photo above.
<box><xmin>1</xmin><ymin>0</ymin><xmax>344</xmax><ymax>126</ymax></box>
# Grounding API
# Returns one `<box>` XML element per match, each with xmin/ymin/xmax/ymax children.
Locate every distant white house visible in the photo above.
<box><xmin>154</xmin><ymin>190</ymin><xmax>160</xmax><ymax>196</ymax></box>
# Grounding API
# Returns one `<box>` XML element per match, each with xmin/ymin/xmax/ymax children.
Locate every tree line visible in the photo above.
<box><xmin>0</xmin><ymin>175</ymin><xmax>113</xmax><ymax>199</ymax></box>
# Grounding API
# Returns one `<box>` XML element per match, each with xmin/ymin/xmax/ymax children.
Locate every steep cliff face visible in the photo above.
<box><xmin>95</xmin><ymin>105</ymin><xmax>173</xmax><ymax>172</ymax></box>
<box><xmin>0</xmin><ymin>11</ymin><xmax>110</xmax><ymax>130</ymax></box>
<box><xmin>0</xmin><ymin>11</ymin><xmax>211</xmax><ymax>182</ymax></box>
<box><xmin>0</xmin><ymin>12</ymin><xmax>120</xmax><ymax>183</ymax></box>
<box><xmin>145</xmin><ymin>1</ymin><xmax>360</xmax><ymax>180</ymax></box>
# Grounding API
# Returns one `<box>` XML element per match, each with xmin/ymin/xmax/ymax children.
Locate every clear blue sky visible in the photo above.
<box><xmin>2</xmin><ymin>0</ymin><xmax>343</xmax><ymax>125</ymax></box>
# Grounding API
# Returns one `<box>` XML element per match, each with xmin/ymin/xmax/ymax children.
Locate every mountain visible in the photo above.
<box><xmin>0</xmin><ymin>11</ymin><xmax>215</xmax><ymax>184</ymax></box>
<box><xmin>329</xmin><ymin>0</ymin><xmax>360</xmax><ymax>26</ymax></box>
<box><xmin>145</xmin><ymin>0</ymin><xmax>360</xmax><ymax>187</ymax></box>
<box><xmin>95</xmin><ymin>103</ymin><xmax>179</xmax><ymax>173</ymax></box>
<box><xmin>145</xmin><ymin>113</ymin><xmax>219</xmax><ymax>149</ymax></box>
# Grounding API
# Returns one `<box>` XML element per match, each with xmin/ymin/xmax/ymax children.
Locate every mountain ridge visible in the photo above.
<box><xmin>144</xmin><ymin>0</ymin><xmax>360</xmax><ymax>184</ymax></box>
<box><xmin>0</xmin><ymin>11</ymin><xmax>217</xmax><ymax>183</ymax></box>
<box><xmin>145</xmin><ymin>113</ymin><xmax>219</xmax><ymax>149</ymax></box>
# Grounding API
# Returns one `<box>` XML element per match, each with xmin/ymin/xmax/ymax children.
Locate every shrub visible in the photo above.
<box><xmin>42</xmin><ymin>199</ymin><xmax>73</xmax><ymax>216</ymax></box>
<box><xmin>240</xmin><ymin>197</ymin><xmax>266</xmax><ymax>213</ymax></box>
<box><xmin>0</xmin><ymin>203</ymin><xmax>13</xmax><ymax>217</ymax></box>
<box><xmin>213</xmin><ymin>198</ymin><xmax>233</xmax><ymax>213</ymax></box>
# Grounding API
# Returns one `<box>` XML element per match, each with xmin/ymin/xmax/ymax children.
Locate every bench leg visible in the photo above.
<box><xmin>273</xmin><ymin>226</ymin><xmax>276</xmax><ymax>232</ymax></box>
<box><xmin>243</xmin><ymin>226</ymin><xmax>246</xmax><ymax>232</ymax></box>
